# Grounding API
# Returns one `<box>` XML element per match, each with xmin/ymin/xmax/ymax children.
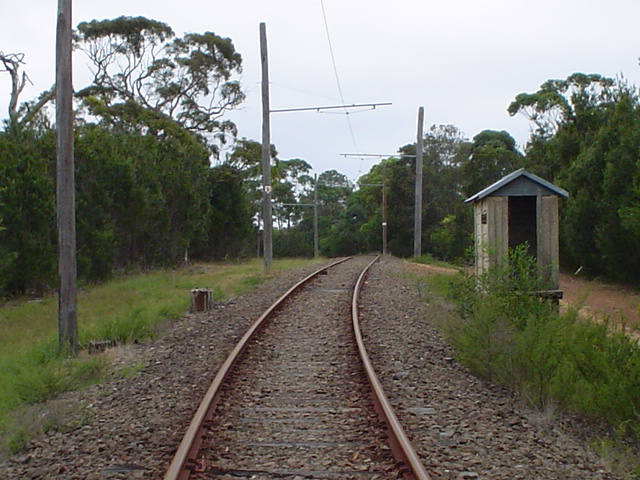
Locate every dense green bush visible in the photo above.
<box><xmin>445</xmin><ymin>247</ymin><xmax>640</xmax><ymax>434</ymax></box>
<box><xmin>0</xmin><ymin>124</ymin><xmax>255</xmax><ymax>295</ymax></box>
<box><xmin>273</xmin><ymin>227</ymin><xmax>314</xmax><ymax>258</ymax></box>
<box><xmin>0</xmin><ymin>131</ymin><xmax>57</xmax><ymax>293</ymax></box>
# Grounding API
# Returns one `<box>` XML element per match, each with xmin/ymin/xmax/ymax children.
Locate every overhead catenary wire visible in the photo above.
<box><xmin>269</xmin><ymin>81</ymin><xmax>340</xmax><ymax>102</ymax></box>
<box><xmin>319</xmin><ymin>0</ymin><xmax>361</xmax><ymax>156</ymax></box>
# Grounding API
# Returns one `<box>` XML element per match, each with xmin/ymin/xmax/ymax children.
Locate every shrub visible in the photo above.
<box><xmin>443</xmin><ymin>245</ymin><xmax>640</xmax><ymax>434</ymax></box>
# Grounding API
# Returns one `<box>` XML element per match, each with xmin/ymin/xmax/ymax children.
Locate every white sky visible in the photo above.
<box><xmin>2</xmin><ymin>0</ymin><xmax>640</xmax><ymax>181</ymax></box>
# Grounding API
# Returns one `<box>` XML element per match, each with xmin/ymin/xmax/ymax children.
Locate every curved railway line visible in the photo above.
<box><xmin>164</xmin><ymin>256</ymin><xmax>430</xmax><ymax>480</ymax></box>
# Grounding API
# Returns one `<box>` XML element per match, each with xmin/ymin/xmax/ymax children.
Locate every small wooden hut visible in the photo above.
<box><xmin>464</xmin><ymin>168</ymin><xmax>568</xmax><ymax>293</ymax></box>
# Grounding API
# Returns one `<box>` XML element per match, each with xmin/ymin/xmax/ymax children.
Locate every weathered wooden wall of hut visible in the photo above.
<box><xmin>537</xmin><ymin>195</ymin><xmax>560</xmax><ymax>290</ymax></box>
<box><xmin>474</xmin><ymin>196</ymin><xmax>508</xmax><ymax>278</ymax></box>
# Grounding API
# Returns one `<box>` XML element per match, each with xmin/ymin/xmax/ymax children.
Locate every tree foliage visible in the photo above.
<box><xmin>0</xmin><ymin>129</ymin><xmax>57</xmax><ymax>292</ymax></box>
<box><xmin>320</xmin><ymin>125</ymin><xmax>476</xmax><ymax>261</ymax></box>
<box><xmin>272</xmin><ymin>169</ymin><xmax>354</xmax><ymax>258</ymax></box>
<box><xmin>462</xmin><ymin>129</ymin><xmax>523</xmax><ymax>197</ymax></box>
<box><xmin>512</xmin><ymin>73</ymin><xmax>640</xmax><ymax>282</ymax></box>
<box><xmin>508</xmin><ymin>73</ymin><xmax>617</xmax><ymax>139</ymax></box>
<box><xmin>75</xmin><ymin>16</ymin><xmax>244</xmax><ymax>155</ymax></box>
<box><xmin>0</xmin><ymin>18</ymin><xmax>255</xmax><ymax>296</ymax></box>
<box><xmin>0</xmin><ymin>122</ymin><xmax>257</xmax><ymax>295</ymax></box>
<box><xmin>6</xmin><ymin>29</ymin><xmax>640</xmax><ymax>296</ymax></box>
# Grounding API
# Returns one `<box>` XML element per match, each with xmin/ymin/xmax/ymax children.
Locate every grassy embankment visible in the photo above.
<box><xmin>0</xmin><ymin>257</ymin><xmax>320</xmax><ymax>454</ymax></box>
<box><xmin>412</xmin><ymin>251</ymin><xmax>640</xmax><ymax>478</ymax></box>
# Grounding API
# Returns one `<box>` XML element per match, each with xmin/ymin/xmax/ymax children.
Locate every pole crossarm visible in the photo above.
<box><xmin>341</xmin><ymin>153</ymin><xmax>416</xmax><ymax>158</ymax></box>
<box><xmin>271</xmin><ymin>102</ymin><xmax>391</xmax><ymax>113</ymax></box>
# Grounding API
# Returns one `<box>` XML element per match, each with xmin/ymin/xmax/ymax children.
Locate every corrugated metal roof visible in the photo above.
<box><xmin>464</xmin><ymin>168</ymin><xmax>569</xmax><ymax>203</ymax></box>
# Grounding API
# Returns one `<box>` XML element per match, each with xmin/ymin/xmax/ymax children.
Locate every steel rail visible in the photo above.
<box><xmin>351</xmin><ymin>256</ymin><xmax>432</xmax><ymax>480</ymax></box>
<box><xmin>163</xmin><ymin>256</ymin><xmax>351</xmax><ymax>480</ymax></box>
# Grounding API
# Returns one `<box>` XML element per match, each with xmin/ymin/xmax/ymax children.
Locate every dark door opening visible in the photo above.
<box><xmin>508</xmin><ymin>196</ymin><xmax>537</xmax><ymax>258</ymax></box>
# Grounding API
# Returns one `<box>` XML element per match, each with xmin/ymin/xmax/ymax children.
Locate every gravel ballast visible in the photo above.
<box><xmin>0</xmin><ymin>256</ymin><xmax>622</xmax><ymax>479</ymax></box>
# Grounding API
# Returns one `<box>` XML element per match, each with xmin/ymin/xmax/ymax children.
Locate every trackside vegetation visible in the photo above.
<box><xmin>0</xmin><ymin>258</ymin><xmax>319</xmax><ymax>455</ymax></box>
<box><xmin>421</xmin><ymin>249</ymin><xmax>640</xmax><ymax>477</ymax></box>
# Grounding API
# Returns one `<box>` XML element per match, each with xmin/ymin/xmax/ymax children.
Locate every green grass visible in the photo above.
<box><xmin>412</xmin><ymin>253</ymin><xmax>460</xmax><ymax>269</ymax></box>
<box><xmin>0</xmin><ymin>257</ymin><xmax>321</xmax><ymax>454</ymax></box>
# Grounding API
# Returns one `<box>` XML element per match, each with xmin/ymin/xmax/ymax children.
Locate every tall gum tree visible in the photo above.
<box><xmin>509</xmin><ymin>73</ymin><xmax>640</xmax><ymax>281</ymax></box>
<box><xmin>75</xmin><ymin>16</ymin><xmax>245</xmax><ymax>156</ymax></box>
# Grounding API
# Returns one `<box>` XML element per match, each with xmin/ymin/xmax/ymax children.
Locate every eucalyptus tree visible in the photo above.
<box><xmin>508</xmin><ymin>73</ymin><xmax>620</xmax><ymax>182</ymax></box>
<box><xmin>316</xmin><ymin>170</ymin><xmax>353</xmax><ymax>209</ymax></box>
<box><xmin>508</xmin><ymin>73</ymin><xmax>617</xmax><ymax>140</ymax></box>
<box><xmin>461</xmin><ymin>130</ymin><xmax>523</xmax><ymax>197</ymax></box>
<box><xmin>75</xmin><ymin>16</ymin><xmax>245</xmax><ymax>154</ymax></box>
<box><xmin>322</xmin><ymin>125</ymin><xmax>474</xmax><ymax>259</ymax></box>
<box><xmin>272</xmin><ymin>158</ymin><xmax>313</xmax><ymax>229</ymax></box>
<box><xmin>0</xmin><ymin>18</ymin><xmax>251</xmax><ymax>294</ymax></box>
<box><xmin>510</xmin><ymin>73</ymin><xmax>640</xmax><ymax>281</ymax></box>
<box><xmin>225</xmin><ymin>137</ymin><xmax>278</xmax><ymax>227</ymax></box>
<box><xmin>396</xmin><ymin>125</ymin><xmax>473</xmax><ymax>260</ymax></box>
<box><xmin>284</xmin><ymin>169</ymin><xmax>354</xmax><ymax>258</ymax></box>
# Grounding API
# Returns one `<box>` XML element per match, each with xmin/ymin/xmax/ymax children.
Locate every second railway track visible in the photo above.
<box><xmin>165</xmin><ymin>256</ymin><xmax>428</xmax><ymax>480</ymax></box>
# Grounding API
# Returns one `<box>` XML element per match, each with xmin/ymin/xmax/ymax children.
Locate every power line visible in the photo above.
<box><xmin>269</xmin><ymin>81</ymin><xmax>340</xmax><ymax>102</ymax></box>
<box><xmin>320</xmin><ymin>0</ymin><xmax>347</xmax><ymax>109</ymax></box>
<box><xmin>319</xmin><ymin>0</ymin><xmax>360</xmax><ymax>154</ymax></box>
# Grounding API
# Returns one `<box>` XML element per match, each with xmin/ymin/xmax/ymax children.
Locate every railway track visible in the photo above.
<box><xmin>2</xmin><ymin>257</ymin><xmax>622</xmax><ymax>479</ymax></box>
<box><xmin>164</xmin><ymin>256</ymin><xmax>430</xmax><ymax>480</ymax></box>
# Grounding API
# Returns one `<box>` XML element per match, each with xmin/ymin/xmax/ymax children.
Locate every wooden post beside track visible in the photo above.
<box><xmin>260</xmin><ymin>22</ymin><xmax>273</xmax><ymax>273</ymax></box>
<box><xmin>414</xmin><ymin>106</ymin><xmax>424</xmax><ymax>258</ymax></box>
<box><xmin>314</xmin><ymin>174</ymin><xmax>319</xmax><ymax>258</ymax></box>
<box><xmin>56</xmin><ymin>0</ymin><xmax>78</xmax><ymax>356</ymax></box>
<box><xmin>382</xmin><ymin>164</ymin><xmax>388</xmax><ymax>256</ymax></box>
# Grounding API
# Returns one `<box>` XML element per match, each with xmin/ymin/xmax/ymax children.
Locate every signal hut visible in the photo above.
<box><xmin>464</xmin><ymin>168</ymin><xmax>568</xmax><ymax>295</ymax></box>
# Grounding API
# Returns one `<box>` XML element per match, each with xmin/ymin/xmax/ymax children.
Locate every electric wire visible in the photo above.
<box><xmin>269</xmin><ymin>81</ymin><xmax>340</xmax><ymax>103</ymax></box>
<box><xmin>319</xmin><ymin>0</ymin><xmax>361</xmax><ymax>160</ymax></box>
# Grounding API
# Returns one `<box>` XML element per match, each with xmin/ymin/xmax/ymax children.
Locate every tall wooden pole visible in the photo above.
<box><xmin>260</xmin><ymin>23</ymin><xmax>273</xmax><ymax>272</ymax></box>
<box><xmin>56</xmin><ymin>0</ymin><xmax>78</xmax><ymax>356</ymax></box>
<box><xmin>382</xmin><ymin>163</ymin><xmax>388</xmax><ymax>256</ymax></box>
<box><xmin>313</xmin><ymin>174</ymin><xmax>319</xmax><ymax>259</ymax></box>
<box><xmin>413</xmin><ymin>106</ymin><xmax>424</xmax><ymax>258</ymax></box>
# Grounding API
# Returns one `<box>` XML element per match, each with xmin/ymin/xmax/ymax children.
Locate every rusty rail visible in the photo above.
<box><xmin>352</xmin><ymin>256</ymin><xmax>432</xmax><ymax>480</ymax></box>
<box><xmin>163</xmin><ymin>257</ymin><xmax>350</xmax><ymax>480</ymax></box>
<box><xmin>165</xmin><ymin>255</ymin><xmax>430</xmax><ymax>479</ymax></box>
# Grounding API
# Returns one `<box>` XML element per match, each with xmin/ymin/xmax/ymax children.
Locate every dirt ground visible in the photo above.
<box><xmin>561</xmin><ymin>273</ymin><xmax>640</xmax><ymax>330</ymax></box>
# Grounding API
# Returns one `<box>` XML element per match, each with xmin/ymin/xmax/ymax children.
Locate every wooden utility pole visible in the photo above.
<box><xmin>313</xmin><ymin>174</ymin><xmax>319</xmax><ymax>259</ymax></box>
<box><xmin>382</xmin><ymin>163</ymin><xmax>388</xmax><ymax>255</ymax></box>
<box><xmin>260</xmin><ymin>23</ymin><xmax>273</xmax><ymax>272</ymax></box>
<box><xmin>413</xmin><ymin>106</ymin><xmax>424</xmax><ymax>258</ymax></box>
<box><xmin>56</xmin><ymin>0</ymin><xmax>78</xmax><ymax>356</ymax></box>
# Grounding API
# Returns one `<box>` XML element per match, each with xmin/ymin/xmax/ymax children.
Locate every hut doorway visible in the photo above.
<box><xmin>508</xmin><ymin>196</ymin><xmax>537</xmax><ymax>258</ymax></box>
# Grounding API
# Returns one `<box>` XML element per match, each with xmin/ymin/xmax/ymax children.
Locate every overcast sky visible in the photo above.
<box><xmin>2</xmin><ymin>0</ymin><xmax>640</xmax><ymax>181</ymax></box>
